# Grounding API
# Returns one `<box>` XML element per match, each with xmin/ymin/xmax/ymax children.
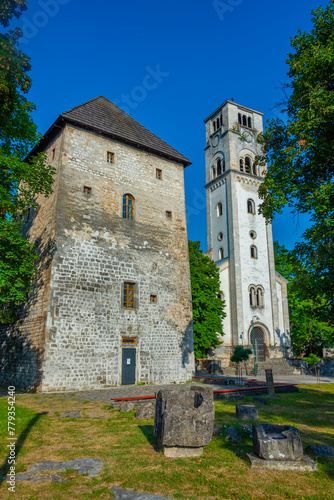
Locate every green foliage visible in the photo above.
<box><xmin>274</xmin><ymin>241</ymin><xmax>333</xmax><ymax>356</ymax></box>
<box><xmin>257</xmin><ymin>2</ymin><xmax>334</xmax><ymax>322</ymax></box>
<box><xmin>0</xmin><ymin>1</ymin><xmax>27</xmax><ymax>28</ymax></box>
<box><xmin>230</xmin><ymin>345</ymin><xmax>252</xmax><ymax>364</ymax></box>
<box><xmin>303</xmin><ymin>353</ymin><xmax>320</xmax><ymax>365</ymax></box>
<box><xmin>188</xmin><ymin>241</ymin><xmax>226</xmax><ymax>358</ymax></box>
<box><xmin>0</xmin><ymin>1</ymin><xmax>55</xmax><ymax>323</ymax></box>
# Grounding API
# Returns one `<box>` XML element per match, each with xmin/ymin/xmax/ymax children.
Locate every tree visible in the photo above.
<box><xmin>188</xmin><ymin>241</ymin><xmax>226</xmax><ymax>358</ymax></box>
<box><xmin>257</xmin><ymin>2</ymin><xmax>334</xmax><ymax>322</ymax></box>
<box><xmin>0</xmin><ymin>1</ymin><xmax>55</xmax><ymax>323</ymax></box>
<box><xmin>274</xmin><ymin>241</ymin><xmax>333</xmax><ymax>356</ymax></box>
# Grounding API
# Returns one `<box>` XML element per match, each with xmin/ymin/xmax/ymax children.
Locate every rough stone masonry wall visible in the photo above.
<box><xmin>41</xmin><ymin>125</ymin><xmax>194</xmax><ymax>391</ymax></box>
<box><xmin>0</xmin><ymin>133</ymin><xmax>63</xmax><ymax>390</ymax></box>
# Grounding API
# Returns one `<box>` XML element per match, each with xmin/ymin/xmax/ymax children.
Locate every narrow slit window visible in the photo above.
<box><xmin>212</xmin><ymin>166</ymin><xmax>216</xmax><ymax>179</ymax></box>
<box><xmin>156</xmin><ymin>168</ymin><xmax>162</xmax><ymax>180</ymax></box>
<box><xmin>124</xmin><ymin>282</ymin><xmax>135</xmax><ymax>309</ymax></box>
<box><xmin>107</xmin><ymin>151</ymin><xmax>114</xmax><ymax>163</ymax></box>
<box><xmin>250</xmin><ymin>245</ymin><xmax>258</xmax><ymax>259</ymax></box>
<box><xmin>249</xmin><ymin>287</ymin><xmax>256</xmax><ymax>307</ymax></box>
<box><xmin>217</xmin><ymin>203</ymin><xmax>223</xmax><ymax>217</ymax></box>
<box><xmin>240</xmin><ymin>159</ymin><xmax>244</xmax><ymax>172</ymax></box>
<box><xmin>218</xmin><ymin>247</ymin><xmax>224</xmax><ymax>260</ymax></box>
<box><xmin>245</xmin><ymin>156</ymin><xmax>251</xmax><ymax>173</ymax></box>
<box><xmin>248</xmin><ymin>116</ymin><xmax>252</xmax><ymax>128</ymax></box>
<box><xmin>166</xmin><ymin>211</ymin><xmax>172</xmax><ymax>219</ymax></box>
<box><xmin>243</xmin><ymin>115</ymin><xmax>247</xmax><ymax>126</ymax></box>
<box><xmin>83</xmin><ymin>186</ymin><xmax>92</xmax><ymax>195</ymax></box>
<box><xmin>247</xmin><ymin>199</ymin><xmax>255</xmax><ymax>214</ymax></box>
<box><xmin>123</xmin><ymin>194</ymin><xmax>134</xmax><ymax>220</ymax></box>
<box><xmin>238</xmin><ymin>113</ymin><xmax>242</xmax><ymax>124</ymax></box>
<box><xmin>217</xmin><ymin>159</ymin><xmax>222</xmax><ymax>176</ymax></box>
<box><xmin>52</xmin><ymin>148</ymin><xmax>55</xmax><ymax>160</ymax></box>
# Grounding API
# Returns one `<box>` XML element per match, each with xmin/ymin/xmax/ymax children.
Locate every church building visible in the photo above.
<box><xmin>0</xmin><ymin>96</ymin><xmax>195</xmax><ymax>391</ymax></box>
<box><xmin>204</xmin><ymin>100</ymin><xmax>291</xmax><ymax>366</ymax></box>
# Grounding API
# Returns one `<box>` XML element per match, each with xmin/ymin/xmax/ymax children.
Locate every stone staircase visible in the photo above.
<box><xmin>221</xmin><ymin>358</ymin><xmax>297</xmax><ymax>377</ymax></box>
<box><xmin>249</xmin><ymin>358</ymin><xmax>297</xmax><ymax>376</ymax></box>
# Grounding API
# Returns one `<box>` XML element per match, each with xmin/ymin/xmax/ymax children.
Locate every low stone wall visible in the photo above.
<box><xmin>289</xmin><ymin>358</ymin><xmax>334</xmax><ymax>377</ymax></box>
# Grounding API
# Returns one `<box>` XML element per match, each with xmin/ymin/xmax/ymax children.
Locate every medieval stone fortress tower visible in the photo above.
<box><xmin>0</xmin><ymin>96</ymin><xmax>195</xmax><ymax>391</ymax></box>
<box><xmin>204</xmin><ymin>100</ymin><xmax>290</xmax><ymax>366</ymax></box>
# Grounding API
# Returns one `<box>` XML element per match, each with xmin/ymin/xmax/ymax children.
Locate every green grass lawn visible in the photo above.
<box><xmin>0</xmin><ymin>384</ymin><xmax>333</xmax><ymax>499</ymax></box>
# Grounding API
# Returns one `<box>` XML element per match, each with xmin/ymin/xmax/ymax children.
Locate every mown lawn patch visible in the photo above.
<box><xmin>0</xmin><ymin>385</ymin><xmax>333</xmax><ymax>499</ymax></box>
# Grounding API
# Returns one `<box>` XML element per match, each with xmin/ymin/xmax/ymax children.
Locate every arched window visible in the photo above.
<box><xmin>242</xmin><ymin>115</ymin><xmax>247</xmax><ymax>126</ymax></box>
<box><xmin>217</xmin><ymin>159</ymin><xmax>222</xmax><ymax>176</ymax></box>
<box><xmin>249</xmin><ymin>286</ymin><xmax>256</xmax><ymax>307</ymax></box>
<box><xmin>245</xmin><ymin>156</ymin><xmax>251</xmax><ymax>173</ymax></box>
<box><xmin>256</xmin><ymin>287</ymin><xmax>264</xmax><ymax>308</ymax></box>
<box><xmin>216</xmin><ymin>118</ymin><xmax>220</xmax><ymax>129</ymax></box>
<box><xmin>238</xmin><ymin>113</ymin><xmax>242</xmax><ymax>124</ymax></box>
<box><xmin>222</xmin><ymin>158</ymin><xmax>225</xmax><ymax>173</ymax></box>
<box><xmin>248</xmin><ymin>117</ymin><xmax>252</xmax><ymax>128</ymax></box>
<box><xmin>212</xmin><ymin>166</ymin><xmax>216</xmax><ymax>179</ymax></box>
<box><xmin>250</xmin><ymin>245</ymin><xmax>258</xmax><ymax>259</ymax></box>
<box><xmin>239</xmin><ymin>159</ymin><xmax>244</xmax><ymax>172</ymax></box>
<box><xmin>123</xmin><ymin>194</ymin><xmax>134</xmax><ymax>220</ymax></box>
<box><xmin>220</xmin><ymin>115</ymin><xmax>223</xmax><ymax>127</ymax></box>
<box><xmin>217</xmin><ymin>203</ymin><xmax>223</xmax><ymax>217</ymax></box>
<box><xmin>253</xmin><ymin>163</ymin><xmax>257</xmax><ymax>176</ymax></box>
<box><xmin>218</xmin><ymin>248</ymin><xmax>224</xmax><ymax>260</ymax></box>
<box><xmin>247</xmin><ymin>199</ymin><xmax>255</xmax><ymax>214</ymax></box>
<box><xmin>213</xmin><ymin>121</ymin><xmax>216</xmax><ymax>132</ymax></box>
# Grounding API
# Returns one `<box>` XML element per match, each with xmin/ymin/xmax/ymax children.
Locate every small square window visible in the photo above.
<box><xmin>83</xmin><ymin>186</ymin><xmax>92</xmax><ymax>195</ymax></box>
<box><xmin>150</xmin><ymin>295</ymin><xmax>157</xmax><ymax>303</ymax></box>
<box><xmin>107</xmin><ymin>151</ymin><xmax>114</xmax><ymax>163</ymax></box>
<box><xmin>166</xmin><ymin>211</ymin><xmax>172</xmax><ymax>219</ymax></box>
<box><xmin>156</xmin><ymin>169</ymin><xmax>162</xmax><ymax>180</ymax></box>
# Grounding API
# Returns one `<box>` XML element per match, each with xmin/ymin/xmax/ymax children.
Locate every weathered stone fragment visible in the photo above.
<box><xmin>265</xmin><ymin>369</ymin><xmax>276</xmax><ymax>397</ymax></box>
<box><xmin>247</xmin><ymin>453</ymin><xmax>318</xmax><ymax>471</ymax></box>
<box><xmin>135</xmin><ymin>402</ymin><xmax>156</xmax><ymax>419</ymax></box>
<box><xmin>119</xmin><ymin>401</ymin><xmax>136</xmax><ymax>412</ymax></box>
<box><xmin>253</xmin><ymin>396</ymin><xmax>268</xmax><ymax>405</ymax></box>
<box><xmin>252</xmin><ymin>424</ymin><xmax>303</xmax><ymax>461</ymax></box>
<box><xmin>309</xmin><ymin>444</ymin><xmax>334</xmax><ymax>457</ymax></box>
<box><xmin>225</xmin><ymin>426</ymin><xmax>241</xmax><ymax>443</ymax></box>
<box><xmin>154</xmin><ymin>389</ymin><xmax>215</xmax><ymax>457</ymax></box>
<box><xmin>236</xmin><ymin>405</ymin><xmax>258</xmax><ymax>420</ymax></box>
<box><xmin>212</xmin><ymin>424</ymin><xmax>223</xmax><ymax>438</ymax></box>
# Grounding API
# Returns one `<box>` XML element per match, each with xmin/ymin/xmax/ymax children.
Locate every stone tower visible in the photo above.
<box><xmin>204</xmin><ymin>100</ymin><xmax>290</xmax><ymax>363</ymax></box>
<box><xmin>0</xmin><ymin>96</ymin><xmax>195</xmax><ymax>391</ymax></box>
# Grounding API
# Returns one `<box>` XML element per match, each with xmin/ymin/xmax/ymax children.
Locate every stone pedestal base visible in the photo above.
<box><xmin>162</xmin><ymin>446</ymin><xmax>203</xmax><ymax>458</ymax></box>
<box><xmin>247</xmin><ymin>453</ymin><xmax>318</xmax><ymax>471</ymax></box>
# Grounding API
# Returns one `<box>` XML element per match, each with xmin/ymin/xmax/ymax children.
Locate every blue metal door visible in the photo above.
<box><xmin>121</xmin><ymin>348</ymin><xmax>136</xmax><ymax>385</ymax></box>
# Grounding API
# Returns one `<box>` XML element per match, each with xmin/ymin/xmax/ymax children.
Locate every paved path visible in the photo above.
<box><xmin>2</xmin><ymin>374</ymin><xmax>332</xmax><ymax>403</ymax></box>
<box><xmin>248</xmin><ymin>374</ymin><xmax>334</xmax><ymax>385</ymax></box>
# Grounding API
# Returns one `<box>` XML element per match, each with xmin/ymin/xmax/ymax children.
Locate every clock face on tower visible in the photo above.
<box><xmin>240</xmin><ymin>128</ymin><xmax>253</xmax><ymax>143</ymax></box>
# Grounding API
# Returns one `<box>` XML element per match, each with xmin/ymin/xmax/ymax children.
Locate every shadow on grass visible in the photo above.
<box><xmin>139</xmin><ymin>425</ymin><xmax>159</xmax><ymax>451</ymax></box>
<box><xmin>0</xmin><ymin>413</ymin><xmax>44</xmax><ymax>486</ymax></box>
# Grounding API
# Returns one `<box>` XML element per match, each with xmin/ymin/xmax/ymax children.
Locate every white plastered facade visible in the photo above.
<box><xmin>204</xmin><ymin>100</ymin><xmax>290</xmax><ymax>359</ymax></box>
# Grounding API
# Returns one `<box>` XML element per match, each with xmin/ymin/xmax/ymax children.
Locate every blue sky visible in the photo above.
<box><xmin>10</xmin><ymin>0</ymin><xmax>326</xmax><ymax>250</ymax></box>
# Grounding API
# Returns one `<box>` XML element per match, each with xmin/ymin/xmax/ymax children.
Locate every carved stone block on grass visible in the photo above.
<box><xmin>236</xmin><ymin>405</ymin><xmax>258</xmax><ymax>420</ymax></box>
<box><xmin>252</xmin><ymin>424</ymin><xmax>303</xmax><ymax>461</ymax></box>
<box><xmin>154</xmin><ymin>388</ymin><xmax>215</xmax><ymax>457</ymax></box>
<box><xmin>249</xmin><ymin>424</ymin><xmax>318</xmax><ymax>471</ymax></box>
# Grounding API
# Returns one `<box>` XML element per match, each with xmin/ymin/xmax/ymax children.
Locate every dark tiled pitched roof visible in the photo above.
<box><xmin>39</xmin><ymin>96</ymin><xmax>191</xmax><ymax>166</ymax></box>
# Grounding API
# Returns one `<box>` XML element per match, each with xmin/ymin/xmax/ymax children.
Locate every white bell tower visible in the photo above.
<box><xmin>204</xmin><ymin>100</ymin><xmax>290</xmax><ymax>361</ymax></box>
